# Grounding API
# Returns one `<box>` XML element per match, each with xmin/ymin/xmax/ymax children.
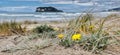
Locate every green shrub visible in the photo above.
<box><xmin>29</xmin><ymin>25</ymin><xmax>57</xmax><ymax>39</ymax></box>
<box><xmin>33</xmin><ymin>25</ymin><xmax>54</xmax><ymax>33</ymax></box>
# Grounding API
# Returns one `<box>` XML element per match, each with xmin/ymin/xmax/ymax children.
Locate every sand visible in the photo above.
<box><xmin>0</xmin><ymin>17</ymin><xmax>120</xmax><ymax>55</ymax></box>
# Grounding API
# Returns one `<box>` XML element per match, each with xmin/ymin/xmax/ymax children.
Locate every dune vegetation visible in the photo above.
<box><xmin>0</xmin><ymin>13</ymin><xmax>120</xmax><ymax>55</ymax></box>
<box><xmin>0</xmin><ymin>21</ymin><xmax>26</xmax><ymax>36</ymax></box>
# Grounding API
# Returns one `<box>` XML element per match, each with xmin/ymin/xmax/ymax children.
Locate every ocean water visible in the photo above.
<box><xmin>0</xmin><ymin>12</ymin><xmax>119</xmax><ymax>23</ymax></box>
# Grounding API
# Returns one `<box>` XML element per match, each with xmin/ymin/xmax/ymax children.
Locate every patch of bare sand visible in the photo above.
<box><xmin>0</xmin><ymin>35</ymin><xmax>96</xmax><ymax>55</ymax></box>
<box><xmin>0</xmin><ymin>35</ymin><xmax>119</xmax><ymax>55</ymax></box>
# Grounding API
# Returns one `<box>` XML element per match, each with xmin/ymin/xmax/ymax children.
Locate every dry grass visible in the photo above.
<box><xmin>0</xmin><ymin>21</ymin><xmax>26</xmax><ymax>36</ymax></box>
<box><xmin>58</xmin><ymin>13</ymin><xmax>120</xmax><ymax>53</ymax></box>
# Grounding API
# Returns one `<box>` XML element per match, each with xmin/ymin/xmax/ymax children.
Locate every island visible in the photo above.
<box><xmin>36</xmin><ymin>6</ymin><xmax>63</xmax><ymax>12</ymax></box>
<box><xmin>108</xmin><ymin>7</ymin><xmax>120</xmax><ymax>11</ymax></box>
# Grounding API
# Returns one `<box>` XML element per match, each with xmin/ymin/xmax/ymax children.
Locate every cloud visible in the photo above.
<box><xmin>0</xmin><ymin>6</ymin><xmax>35</xmax><ymax>12</ymax></box>
<box><xmin>75</xmin><ymin>2</ymin><xmax>97</xmax><ymax>6</ymax></box>
<box><xmin>45</xmin><ymin>1</ymin><xmax>73</xmax><ymax>4</ymax></box>
<box><xmin>45</xmin><ymin>1</ymin><xmax>103</xmax><ymax>7</ymax></box>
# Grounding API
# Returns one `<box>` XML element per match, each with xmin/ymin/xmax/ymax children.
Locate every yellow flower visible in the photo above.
<box><xmin>57</xmin><ymin>34</ymin><xmax>64</xmax><ymax>39</ymax></box>
<box><xmin>72</xmin><ymin>34</ymin><xmax>81</xmax><ymax>41</ymax></box>
<box><xmin>89</xmin><ymin>25</ymin><xmax>94</xmax><ymax>29</ymax></box>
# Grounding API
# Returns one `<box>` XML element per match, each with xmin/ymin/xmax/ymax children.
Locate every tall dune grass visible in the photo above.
<box><xmin>58</xmin><ymin>13</ymin><xmax>120</xmax><ymax>53</ymax></box>
<box><xmin>0</xmin><ymin>21</ymin><xmax>26</xmax><ymax>36</ymax></box>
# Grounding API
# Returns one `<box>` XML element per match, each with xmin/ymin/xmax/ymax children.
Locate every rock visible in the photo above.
<box><xmin>36</xmin><ymin>6</ymin><xmax>63</xmax><ymax>12</ymax></box>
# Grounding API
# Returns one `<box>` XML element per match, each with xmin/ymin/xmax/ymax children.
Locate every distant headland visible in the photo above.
<box><xmin>36</xmin><ymin>6</ymin><xmax>63</xmax><ymax>12</ymax></box>
<box><xmin>102</xmin><ymin>7</ymin><xmax>120</xmax><ymax>12</ymax></box>
<box><xmin>108</xmin><ymin>7</ymin><xmax>120</xmax><ymax>11</ymax></box>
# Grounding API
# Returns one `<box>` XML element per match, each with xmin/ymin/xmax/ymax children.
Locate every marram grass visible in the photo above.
<box><xmin>0</xmin><ymin>21</ymin><xmax>26</xmax><ymax>36</ymax></box>
<box><xmin>58</xmin><ymin>13</ymin><xmax>120</xmax><ymax>53</ymax></box>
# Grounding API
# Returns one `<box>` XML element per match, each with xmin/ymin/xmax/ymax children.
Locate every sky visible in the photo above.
<box><xmin>0</xmin><ymin>0</ymin><xmax>120</xmax><ymax>13</ymax></box>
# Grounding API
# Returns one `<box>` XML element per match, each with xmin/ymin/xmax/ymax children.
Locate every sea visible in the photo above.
<box><xmin>0</xmin><ymin>12</ymin><xmax>120</xmax><ymax>23</ymax></box>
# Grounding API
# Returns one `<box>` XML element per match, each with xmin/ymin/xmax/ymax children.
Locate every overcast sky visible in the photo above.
<box><xmin>0</xmin><ymin>0</ymin><xmax>120</xmax><ymax>12</ymax></box>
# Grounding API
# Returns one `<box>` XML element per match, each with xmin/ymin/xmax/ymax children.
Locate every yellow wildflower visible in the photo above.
<box><xmin>72</xmin><ymin>34</ymin><xmax>81</xmax><ymax>41</ymax></box>
<box><xmin>57</xmin><ymin>34</ymin><xmax>64</xmax><ymax>39</ymax></box>
<box><xmin>89</xmin><ymin>25</ymin><xmax>94</xmax><ymax>29</ymax></box>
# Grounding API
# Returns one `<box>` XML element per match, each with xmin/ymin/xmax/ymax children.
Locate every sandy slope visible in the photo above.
<box><xmin>0</xmin><ymin>17</ymin><xmax>120</xmax><ymax>55</ymax></box>
<box><xmin>0</xmin><ymin>35</ymin><xmax>96</xmax><ymax>55</ymax></box>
